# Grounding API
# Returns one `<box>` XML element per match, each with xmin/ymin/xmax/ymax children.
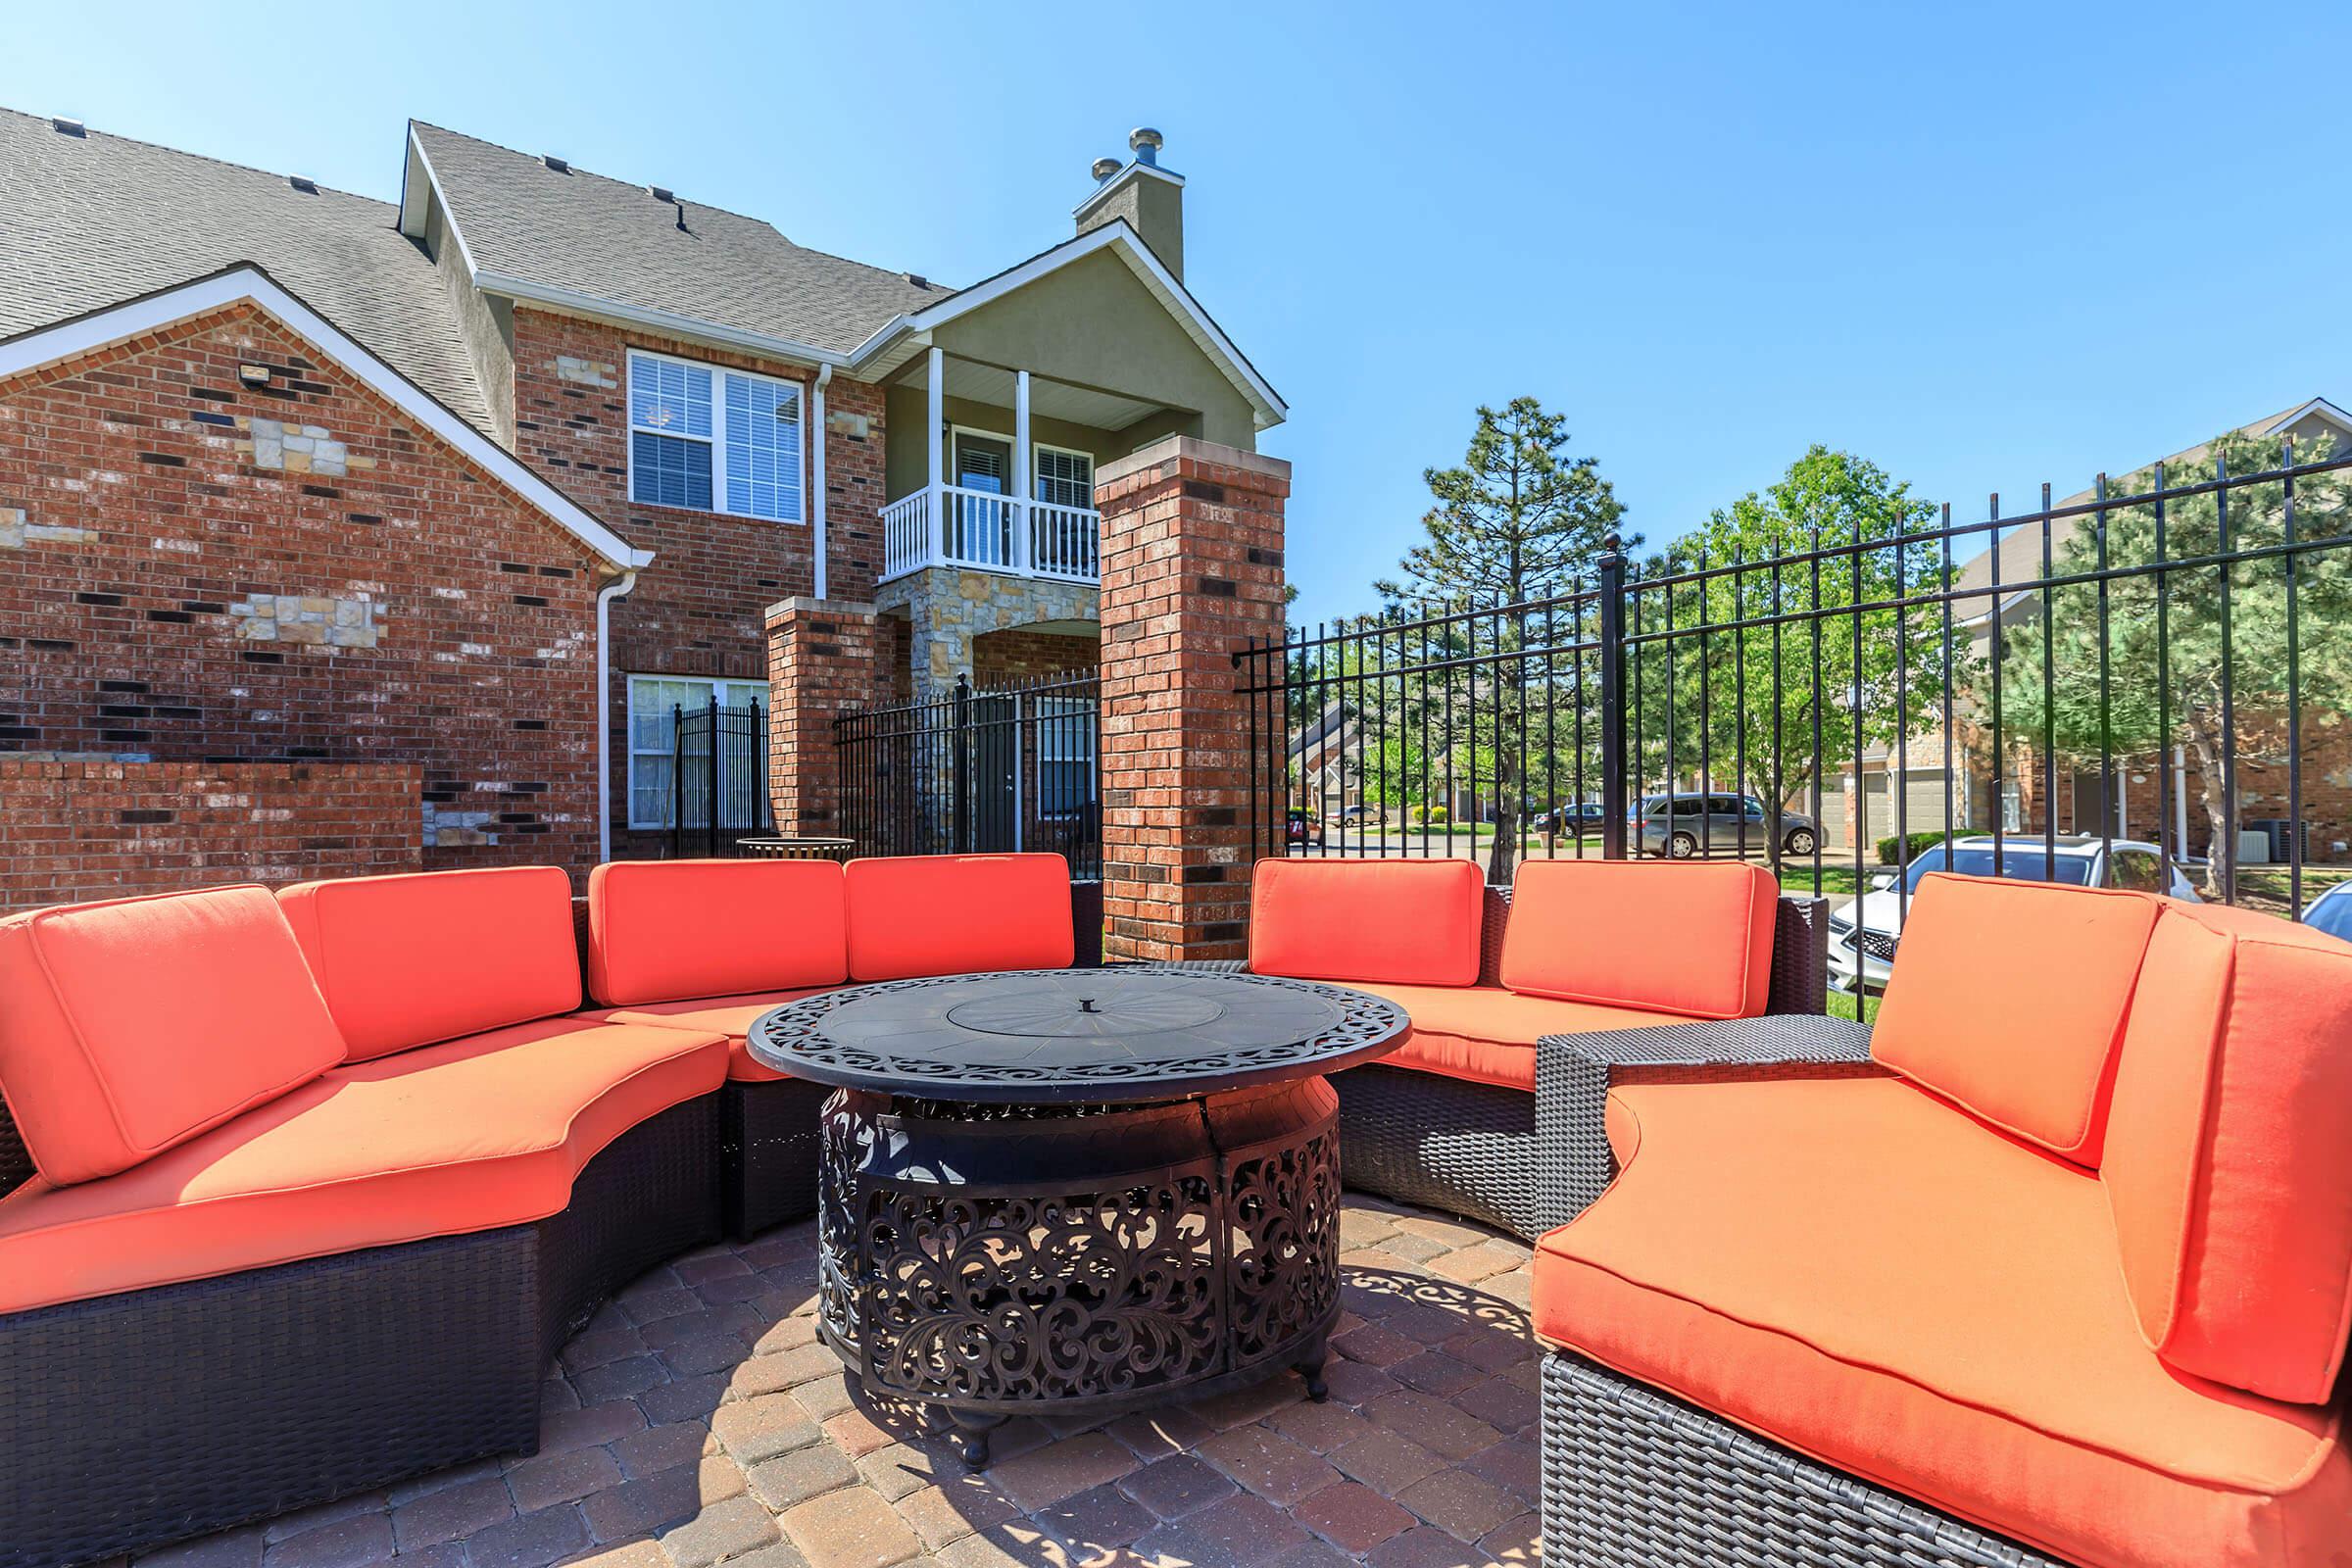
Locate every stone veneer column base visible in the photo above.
<box><xmin>1095</xmin><ymin>436</ymin><xmax>1289</xmax><ymax>962</ymax></box>
<box><xmin>765</xmin><ymin>598</ymin><xmax>885</xmax><ymax>838</ymax></box>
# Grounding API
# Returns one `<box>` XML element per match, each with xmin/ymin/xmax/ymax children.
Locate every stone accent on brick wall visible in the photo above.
<box><xmin>0</xmin><ymin>760</ymin><xmax>421</xmax><ymax>913</ymax></box>
<box><xmin>553</xmin><ymin>354</ymin><xmax>618</xmax><ymax>389</ymax></box>
<box><xmin>423</xmin><ymin>801</ymin><xmax>499</xmax><ymax>848</ymax></box>
<box><xmin>1096</xmin><ymin>436</ymin><xmax>1290</xmax><ymax>962</ymax></box>
<box><xmin>0</xmin><ymin>507</ymin><xmax>95</xmax><ymax>550</ymax></box>
<box><xmin>229</xmin><ymin>591</ymin><xmax>382</xmax><ymax>648</ymax></box>
<box><xmin>874</xmin><ymin>567</ymin><xmax>1098</xmax><ymax>699</ymax></box>
<box><xmin>765</xmin><ymin>597</ymin><xmax>888</xmax><ymax>838</ymax></box>
<box><xmin>237</xmin><ymin>416</ymin><xmax>366</xmax><ymax>477</ymax></box>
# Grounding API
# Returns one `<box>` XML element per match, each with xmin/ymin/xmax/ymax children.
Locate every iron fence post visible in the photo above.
<box><xmin>953</xmin><ymin>673</ymin><xmax>971</xmax><ymax>855</ymax></box>
<box><xmin>669</xmin><ymin>702</ymin><xmax>684</xmax><ymax>860</ymax></box>
<box><xmin>1598</xmin><ymin>540</ymin><xmax>1629</xmax><ymax>859</ymax></box>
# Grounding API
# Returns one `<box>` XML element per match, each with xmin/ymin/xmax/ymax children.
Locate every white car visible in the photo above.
<box><xmin>1826</xmin><ymin>835</ymin><xmax>2200</xmax><ymax>992</ymax></box>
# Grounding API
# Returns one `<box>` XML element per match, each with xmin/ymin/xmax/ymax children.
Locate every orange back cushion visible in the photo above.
<box><xmin>0</xmin><ymin>886</ymin><xmax>346</xmax><ymax>1184</ymax></box>
<box><xmin>1498</xmin><ymin>859</ymin><xmax>1778</xmax><ymax>1019</ymax></box>
<box><xmin>1873</xmin><ymin>874</ymin><xmax>2159</xmax><ymax>1166</ymax></box>
<box><xmin>2103</xmin><ymin>902</ymin><xmax>2352</xmax><ymax>1403</ymax></box>
<box><xmin>277</xmin><ymin>866</ymin><xmax>581</xmax><ymax>1060</ymax></box>
<box><xmin>844</xmin><ymin>854</ymin><xmax>1074</xmax><ymax>981</ymax></box>
<box><xmin>586</xmin><ymin>858</ymin><xmax>849</xmax><ymax>1005</ymax></box>
<box><xmin>1249</xmin><ymin>858</ymin><xmax>1485</xmax><ymax>987</ymax></box>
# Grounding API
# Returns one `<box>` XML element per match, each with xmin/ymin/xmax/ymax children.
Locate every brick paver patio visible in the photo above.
<box><xmin>123</xmin><ymin>1199</ymin><xmax>1540</xmax><ymax>1568</ymax></box>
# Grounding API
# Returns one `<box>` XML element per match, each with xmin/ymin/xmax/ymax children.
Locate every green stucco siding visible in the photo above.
<box><xmin>928</xmin><ymin>250</ymin><xmax>1257</xmax><ymax>449</ymax></box>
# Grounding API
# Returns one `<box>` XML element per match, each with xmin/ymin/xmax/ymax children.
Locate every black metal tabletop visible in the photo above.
<box><xmin>746</xmin><ymin>968</ymin><xmax>1408</xmax><ymax>1103</ymax></box>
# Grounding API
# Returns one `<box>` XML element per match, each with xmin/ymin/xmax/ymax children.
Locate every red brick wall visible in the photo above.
<box><xmin>971</xmin><ymin>626</ymin><xmax>1098</xmax><ymax>686</ymax></box>
<box><xmin>1097</xmin><ymin>438</ymin><xmax>1290</xmax><ymax>960</ymax></box>
<box><xmin>0</xmin><ymin>760</ymin><xmax>421</xmax><ymax>913</ymax></box>
<box><xmin>0</xmin><ymin>303</ymin><xmax>609</xmax><ymax>881</ymax></box>
<box><xmin>506</xmin><ymin>308</ymin><xmax>887</xmax><ymax>858</ymax></box>
<box><xmin>765</xmin><ymin>599</ymin><xmax>889</xmax><ymax>839</ymax></box>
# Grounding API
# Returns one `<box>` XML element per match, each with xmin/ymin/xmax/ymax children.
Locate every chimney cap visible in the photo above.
<box><xmin>1090</xmin><ymin>157</ymin><xmax>1121</xmax><ymax>182</ymax></box>
<box><xmin>1128</xmin><ymin>127</ymin><xmax>1163</xmax><ymax>165</ymax></box>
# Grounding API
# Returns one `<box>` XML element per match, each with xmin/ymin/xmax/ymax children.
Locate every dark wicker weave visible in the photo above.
<box><xmin>0</xmin><ymin>1102</ymin><xmax>29</xmax><ymax>1202</ymax></box>
<box><xmin>1541</xmin><ymin>1353</ymin><xmax>2062</xmax><ymax>1568</ymax></box>
<box><xmin>0</xmin><ymin>1095</ymin><xmax>720</xmax><ymax>1568</ymax></box>
<box><xmin>724</xmin><ymin>1076</ymin><xmax>831</xmax><ymax>1239</ymax></box>
<box><xmin>1336</xmin><ymin>894</ymin><xmax>1846</xmax><ymax>1240</ymax></box>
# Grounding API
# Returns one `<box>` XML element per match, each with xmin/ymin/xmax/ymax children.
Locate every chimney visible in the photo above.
<box><xmin>1076</xmin><ymin>126</ymin><xmax>1186</xmax><ymax>282</ymax></box>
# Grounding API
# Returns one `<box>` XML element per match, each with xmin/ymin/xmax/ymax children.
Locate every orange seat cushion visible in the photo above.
<box><xmin>843</xmin><ymin>854</ymin><xmax>1073</xmax><ymax>981</ymax></box>
<box><xmin>1871</xmin><ymin>873</ymin><xmax>2159</xmax><ymax>1165</ymax></box>
<box><xmin>1350</xmin><ymin>982</ymin><xmax>1685</xmax><ymax>1092</ymax></box>
<box><xmin>585</xmin><ymin>859</ymin><xmax>848</xmax><ymax>1006</ymax></box>
<box><xmin>0</xmin><ymin>887</ymin><xmax>347</xmax><ymax>1186</ymax></box>
<box><xmin>585</xmin><ymin>988</ymin><xmax>839</xmax><ymax>1082</ymax></box>
<box><xmin>1532</xmin><ymin>1075</ymin><xmax>2352</xmax><ymax>1568</ymax></box>
<box><xmin>2105</xmin><ymin>902</ymin><xmax>2352</xmax><ymax>1404</ymax></box>
<box><xmin>1249</xmin><ymin>858</ymin><xmax>1485</xmax><ymax>987</ymax></box>
<box><xmin>1498</xmin><ymin>859</ymin><xmax>1776</xmax><ymax>1019</ymax></box>
<box><xmin>0</xmin><ymin>1017</ymin><xmax>726</xmax><ymax>1312</ymax></box>
<box><xmin>277</xmin><ymin>866</ymin><xmax>583</xmax><ymax>1061</ymax></box>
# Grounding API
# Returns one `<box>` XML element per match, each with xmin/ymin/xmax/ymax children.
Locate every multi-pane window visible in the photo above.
<box><xmin>1035</xmin><ymin>695</ymin><xmax>1097</xmax><ymax>818</ymax></box>
<box><xmin>1034</xmin><ymin>446</ymin><xmax>1095</xmax><ymax>509</ymax></box>
<box><xmin>628</xmin><ymin>674</ymin><xmax>765</xmax><ymax>830</ymax></box>
<box><xmin>628</xmin><ymin>351</ymin><xmax>803</xmax><ymax>521</ymax></box>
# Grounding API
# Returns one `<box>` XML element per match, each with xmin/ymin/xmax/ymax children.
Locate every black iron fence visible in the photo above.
<box><xmin>1240</xmin><ymin>443</ymin><xmax>2352</xmax><ymax>999</ymax></box>
<box><xmin>670</xmin><ymin>699</ymin><xmax>771</xmax><ymax>858</ymax></box>
<box><xmin>834</xmin><ymin>669</ymin><xmax>1101</xmax><ymax>879</ymax></box>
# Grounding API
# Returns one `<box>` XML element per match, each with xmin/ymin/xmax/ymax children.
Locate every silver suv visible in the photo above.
<box><xmin>1634</xmin><ymin>793</ymin><xmax>1819</xmax><ymax>858</ymax></box>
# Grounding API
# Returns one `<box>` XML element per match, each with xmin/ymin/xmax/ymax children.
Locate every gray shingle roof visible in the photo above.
<box><xmin>411</xmin><ymin>122</ymin><xmax>945</xmax><ymax>354</ymax></box>
<box><xmin>0</xmin><ymin>108</ymin><xmax>498</xmax><ymax>435</ymax></box>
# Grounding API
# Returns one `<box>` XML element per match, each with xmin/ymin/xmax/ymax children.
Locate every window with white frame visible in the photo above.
<box><xmin>627</xmin><ymin>350</ymin><xmax>804</xmax><ymax>521</ymax></box>
<box><xmin>628</xmin><ymin>674</ymin><xmax>766</xmax><ymax>830</ymax></box>
<box><xmin>1035</xmin><ymin>695</ymin><xmax>1097</xmax><ymax>818</ymax></box>
<box><xmin>1033</xmin><ymin>446</ymin><xmax>1095</xmax><ymax>510</ymax></box>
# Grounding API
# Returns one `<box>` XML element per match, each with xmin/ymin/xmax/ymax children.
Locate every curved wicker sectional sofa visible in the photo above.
<box><xmin>0</xmin><ymin>853</ymin><xmax>1077</xmax><ymax>1568</ymax></box>
<box><xmin>1252</xmin><ymin>858</ymin><xmax>2352</xmax><ymax>1568</ymax></box>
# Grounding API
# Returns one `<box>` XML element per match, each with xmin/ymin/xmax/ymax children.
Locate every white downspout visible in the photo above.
<box><xmin>812</xmin><ymin>365</ymin><xmax>832</xmax><ymax>601</ymax></box>
<box><xmin>595</xmin><ymin>570</ymin><xmax>638</xmax><ymax>863</ymax></box>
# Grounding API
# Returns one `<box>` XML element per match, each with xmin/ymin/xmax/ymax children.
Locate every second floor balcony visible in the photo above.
<box><xmin>881</xmin><ymin>483</ymin><xmax>1100</xmax><ymax>583</ymax></box>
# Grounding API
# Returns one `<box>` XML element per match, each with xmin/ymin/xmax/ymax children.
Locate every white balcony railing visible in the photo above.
<box><xmin>880</xmin><ymin>484</ymin><xmax>1101</xmax><ymax>585</ymax></box>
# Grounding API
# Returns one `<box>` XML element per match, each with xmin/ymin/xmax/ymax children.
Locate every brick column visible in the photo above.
<box><xmin>765</xmin><ymin>597</ymin><xmax>884</xmax><ymax>837</ymax></box>
<box><xmin>1096</xmin><ymin>436</ymin><xmax>1290</xmax><ymax>961</ymax></box>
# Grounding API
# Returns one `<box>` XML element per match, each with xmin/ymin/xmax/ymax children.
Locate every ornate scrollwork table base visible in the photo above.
<box><xmin>751</xmin><ymin>969</ymin><xmax>1406</xmax><ymax>1466</ymax></box>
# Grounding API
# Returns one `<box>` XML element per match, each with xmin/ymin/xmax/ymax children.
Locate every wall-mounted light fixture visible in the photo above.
<box><xmin>237</xmin><ymin>364</ymin><xmax>272</xmax><ymax>387</ymax></box>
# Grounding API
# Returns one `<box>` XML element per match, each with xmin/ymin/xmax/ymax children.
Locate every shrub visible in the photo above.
<box><xmin>1877</xmin><ymin>829</ymin><xmax>1952</xmax><ymax>865</ymax></box>
<box><xmin>1409</xmin><ymin>805</ymin><xmax>1450</xmax><ymax>827</ymax></box>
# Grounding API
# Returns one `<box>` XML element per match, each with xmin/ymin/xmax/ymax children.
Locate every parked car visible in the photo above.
<box><xmin>1633</xmin><ymin>793</ymin><xmax>1818</xmax><ymax>858</ymax></box>
<box><xmin>1339</xmin><ymin>804</ymin><xmax>1373</xmax><ymax>825</ymax></box>
<box><xmin>2302</xmin><ymin>880</ymin><xmax>2352</xmax><ymax>944</ymax></box>
<box><xmin>1532</xmin><ymin>802</ymin><xmax>1609</xmax><ymax>836</ymax></box>
<box><xmin>1286</xmin><ymin>808</ymin><xmax>1324</xmax><ymax>847</ymax></box>
<box><xmin>1827</xmin><ymin>834</ymin><xmax>2200</xmax><ymax>991</ymax></box>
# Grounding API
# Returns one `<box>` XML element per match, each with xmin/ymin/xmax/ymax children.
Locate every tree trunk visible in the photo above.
<box><xmin>2185</xmin><ymin>712</ymin><xmax>2231</xmax><ymax>899</ymax></box>
<box><xmin>1489</xmin><ymin>742</ymin><xmax>1520</xmax><ymax>886</ymax></box>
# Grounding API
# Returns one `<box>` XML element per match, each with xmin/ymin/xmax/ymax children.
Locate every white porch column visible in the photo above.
<box><xmin>1012</xmin><ymin>368</ymin><xmax>1033</xmax><ymax>575</ymax></box>
<box><xmin>926</xmin><ymin>346</ymin><xmax>946</xmax><ymax>565</ymax></box>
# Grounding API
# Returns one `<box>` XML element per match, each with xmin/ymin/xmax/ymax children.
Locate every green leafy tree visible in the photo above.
<box><xmin>1375</xmin><ymin>399</ymin><xmax>1634</xmax><ymax>879</ymax></box>
<box><xmin>1646</xmin><ymin>446</ymin><xmax>1955</xmax><ymax>869</ymax></box>
<box><xmin>1997</xmin><ymin>427</ymin><xmax>2352</xmax><ymax>895</ymax></box>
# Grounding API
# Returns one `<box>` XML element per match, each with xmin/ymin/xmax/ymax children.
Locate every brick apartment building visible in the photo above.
<box><xmin>0</xmin><ymin>110</ymin><xmax>1283</xmax><ymax>890</ymax></box>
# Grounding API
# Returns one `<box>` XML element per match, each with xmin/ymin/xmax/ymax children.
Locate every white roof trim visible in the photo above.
<box><xmin>0</xmin><ymin>266</ymin><xmax>653</xmax><ymax>572</ymax></box>
<box><xmin>2267</xmin><ymin>396</ymin><xmax>2352</xmax><ymax>435</ymax></box>
<box><xmin>846</xmin><ymin>221</ymin><xmax>1286</xmax><ymax>428</ymax></box>
<box><xmin>1072</xmin><ymin>159</ymin><xmax>1187</xmax><ymax>220</ymax></box>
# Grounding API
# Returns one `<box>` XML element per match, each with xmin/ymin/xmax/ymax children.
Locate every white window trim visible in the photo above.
<box><xmin>1032</xmin><ymin>441</ymin><xmax>1097</xmax><ymax>508</ymax></box>
<box><xmin>625</xmin><ymin>673</ymin><xmax>768</xmax><ymax>831</ymax></box>
<box><xmin>948</xmin><ymin>423</ymin><xmax>1016</xmax><ymax>492</ymax></box>
<box><xmin>625</xmin><ymin>348</ymin><xmax>808</xmax><ymax>524</ymax></box>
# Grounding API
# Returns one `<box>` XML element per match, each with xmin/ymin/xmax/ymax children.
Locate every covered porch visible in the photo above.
<box><xmin>876</xmin><ymin>345</ymin><xmax>1199</xmax><ymax>585</ymax></box>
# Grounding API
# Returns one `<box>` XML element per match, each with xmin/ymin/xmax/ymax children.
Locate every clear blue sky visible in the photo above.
<box><xmin>9</xmin><ymin>2</ymin><xmax>2345</xmax><ymax>626</ymax></box>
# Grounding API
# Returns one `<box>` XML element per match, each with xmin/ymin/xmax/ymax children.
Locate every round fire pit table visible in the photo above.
<box><xmin>746</xmin><ymin>967</ymin><xmax>1407</xmax><ymax>1465</ymax></box>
